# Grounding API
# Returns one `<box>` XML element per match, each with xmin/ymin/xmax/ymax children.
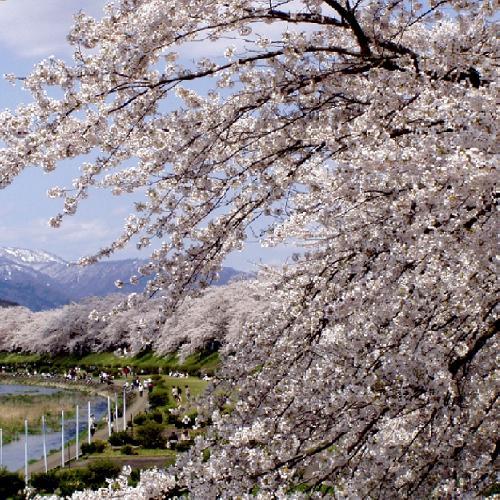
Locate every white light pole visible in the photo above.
<box><xmin>75</xmin><ymin>405</ymin><xmax>79</xmax><ymax>461</ymax></box>
<box><xmin>24</xmin><ymin>419</ymin><xmax>28</xmax><ymax>484</ymax></box>
<box><xmin>122</xmin><ymin>387</ymin><xmax>127</xmax><ymax>431</ymax></box>
<box><xmin>107</xmin><ymin>396</ymin><xmax>112</xmax><ymax>437</ymax></box>
<box><xmin>61</xmin><ymin>410</ymin><xmax>65</xmax><ymax>468</ymax></box>
<box><xmin>87</xmin><ymin>401</ymin><xmax>91</xmax><ymax>445</ymax></box>
<box><xmin>115</xmin><ymin>392</ymin><xmax>118</xmax><ymax>422</ymax></box>
<box><xmin>42</xmin><ymin>415</ymin><xmax>48</xmax><ymax>473</ymax></box>
<box><xmin>0</xmin><ymin>428</ymin><xmax>3</xmax><ymax>467</ymax></box>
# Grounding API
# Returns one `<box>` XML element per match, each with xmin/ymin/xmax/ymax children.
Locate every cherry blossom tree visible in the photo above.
<box><xmin>0</xmin><ymin>305</ymin><xmax>35</xmax><ymax>351</ymax></box>
<box><xmin>154</xmin><ymin>279</ymin><xmax>265</xmax><ymax>357</ymax></box>
<box><xmin>1</xmin><ymin>0</ymin><xmax>497</xmax><ymax>497</ymax></box>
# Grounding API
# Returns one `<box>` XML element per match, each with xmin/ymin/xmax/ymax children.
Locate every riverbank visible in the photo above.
<box><xmin>0</xmin><ymin>350</ymin><xmax>214</xmax><ymax>496</ymax></box>
<box><xmin>0</xmin><ymin>349</ymin><xmax>219</xmax><ymax>377</ymax></box>
<box><xmin>0</xmin><ymin>370</ymin><xmax>210</xmax><ymax>496</ymax></box>
<box><xmin>0</xmin><ymin>373</ymin><xmax>121</xmax><ymax>399</ymax></box>
<box><xmin>0</xmin><ymin>374</ymin><xmax>135</xmax><ymax>449</ymax></box>
<box><xmin>0</xmin><ymin>386</ymin><xmax>86</xmax><ymax>444</ymax></box>
<box><xmin>0</xmin><ymin>381</ymin><xmax>110</xmax><ymax>473</ymax></box>
<box><xmin>26</xmin><ymin>386</ymin><xmax>149</xmax><ymax>476</ymax></box>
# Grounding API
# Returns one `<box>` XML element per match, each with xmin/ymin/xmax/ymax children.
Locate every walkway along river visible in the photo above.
<box><xmin>27</xmin><ymin>385</ymin><xmax>149</xmax><ymax>477</ymax></box>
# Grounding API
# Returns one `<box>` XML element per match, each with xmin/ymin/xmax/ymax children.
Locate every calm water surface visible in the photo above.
<box><xmin>0</xmin><ymin>384</ymin><xmax>107</xmax><ymax>471</ymax></box>
<box><xmin>0</xmin><ymin>384</ymin><xmax>63</xmax><ymax>396</ymax></box>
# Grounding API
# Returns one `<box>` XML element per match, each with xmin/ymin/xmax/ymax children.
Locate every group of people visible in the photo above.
<box><xmin>123</xmin><ymin>377</ymin><xmax>154</xmax><ymax>397</ymax></box>
<box><xmin>171</xmin><ymin>385</ymin><xmax>191</xmax><ymax>403</ymax></box>
<box><xmin>166</xmin><ymin>429</ymin><xmax>190</xmax><ymax>448</ymax></box>
<box><xmin>99</xmin><ymin>371</ymin><xmax>114</xmax><ymax>385</ymax></box>
<box><xmin>61</xmin><ymin>367</ymin><xmax>93</xmax><ymax>383</ymax></box>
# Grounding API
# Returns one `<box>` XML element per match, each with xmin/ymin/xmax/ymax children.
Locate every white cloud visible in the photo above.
<box><xmin>0</xmin><ymin>217</ymin><xmax>116</xmax><ymax>260</ymax></box>
<box><xmin>0</xmin><ymin>0</ymin><xmax>103</xmax><ymax>58</ymax></box>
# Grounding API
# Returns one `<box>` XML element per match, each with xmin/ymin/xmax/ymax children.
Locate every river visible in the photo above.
<box><xmin>0</xmin><ymin>383</ymin><xmax>108</xmax><ymax>472</ymax></box>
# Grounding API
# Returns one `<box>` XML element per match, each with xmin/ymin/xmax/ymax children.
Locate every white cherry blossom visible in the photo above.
<box><xmin>1</xmin><ymin>0</ymin><xmax>497</xmax><ymax>497</ymax></box>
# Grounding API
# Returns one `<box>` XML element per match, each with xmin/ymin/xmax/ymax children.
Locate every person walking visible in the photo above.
<box><xmin>90</xmin><ymin>414</ymin><xmax>97</xmax><ymax>437</ymax></box>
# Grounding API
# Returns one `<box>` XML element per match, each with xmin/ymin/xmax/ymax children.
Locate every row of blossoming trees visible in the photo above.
<box><xmin>0</xmin><ymin>0</ymin><xmax>497</xmax><ymax>497</ymax></box>
<box><xmin>0</xmin><ymin>281</ymin><xmax>263</xmax><ymax>357</ymax></box>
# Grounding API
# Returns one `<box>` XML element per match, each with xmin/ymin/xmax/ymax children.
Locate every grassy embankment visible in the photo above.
<box><xmin>0</xmin><ymin>350</ymin><xmax>219</xmax><ymax>376</ymax></box>
<box><xmin>78</xmin><ymin>373</ymin><xmax>206</xmax><ymax>466</ymax></box>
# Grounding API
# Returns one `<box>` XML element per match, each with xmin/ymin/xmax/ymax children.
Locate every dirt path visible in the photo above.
<box><xmin>26</xmin><ymin>387</ymin><xmax>149</xmax><ymax>476</ymax></box>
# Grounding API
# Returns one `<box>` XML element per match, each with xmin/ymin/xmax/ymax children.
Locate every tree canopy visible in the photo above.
<box><xmin>0</xmin><ymin>0</ymin><xmax>497</xmax><ymax>498</ymax></box>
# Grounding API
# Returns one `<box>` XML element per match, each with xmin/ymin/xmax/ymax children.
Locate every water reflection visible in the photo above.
<box><xmin>0</xmin><ymin>384</ymin><xmax>63</xmax><ymax>396</ymax></box>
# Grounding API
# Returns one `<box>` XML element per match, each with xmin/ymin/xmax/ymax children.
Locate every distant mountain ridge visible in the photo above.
<box><xmin>0</xmin><ymin>298</ymin><xmax>18</xmax><ymax>308</ymax></box>
<box><xmin>0</xmin><ymin>247</ymin><xmax>249</xmax><ymax>311</ymax></box>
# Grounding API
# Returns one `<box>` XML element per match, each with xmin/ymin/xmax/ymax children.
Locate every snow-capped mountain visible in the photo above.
<box><xmin>0</xmin><ymin>247</ymin><xmax>249</xmax><ymax>311</ymax></box>
<box><xmin>40</xmin><ymin>258</ymin><xmax>150</xmax><ymax>301</ymax></box>
<box><xmin>0</xmin><ymin>253</ymin><xmax>69</xmax><ymax>311</ymax></box>
<box><xmin>0</xmin><ymin>247</ymin><xmax>66</xmax><ymax>270</ymax></box>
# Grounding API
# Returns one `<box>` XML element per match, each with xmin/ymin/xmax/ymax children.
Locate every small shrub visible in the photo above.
<box><xmin>128</xmin><ymin>468</ymin><xmax>141</xmax><ymax>487</ymax></box>
<box><xmin>133</xmin><ymin>413</ymin><xmax>147</xmax><ymax>425</ymax></box>
<box><xmin>167</xmin><ymin>413</ymin><xmax>181</xmax><ymax>426</ymax></box>
<box><xmin>135</xmin><ymin>422</ymin><xmax>166</xmax><ymax>449</ymax></box>
<box><xmin>149</xmin><ymin>389</ymin><xmax>170</xmax><ymax>409</ymax></box>
<box><xmin>151</xmin><ymin>410</ymin><xmax>164</xmax><ymax>423</ymax></box>
<box><xmin>0</xmin><ymin>468</ymin><xmax>24</xmax><ymax>499</ymax></box>
<box><xmin>120</xmin><ymin>444</ymin><xmax>136</xmax><ymax>455</ymax></box>
<box><xmin>57</xmin><ymin>469</ymin><xmax>91</xmax><ymax>496</ymax></box>
<box><xmin>175</xmin><ymin>440</ymin><xmax>194</xmax><ymax>452</ymax></box>
<box><xmin>108</xmin><ymin>431</ymin><xmax>134</xmax><ymax>446</ymax></box>
<box><xmin>29</xmin><ymin>460</ymin><xmax>121</xmax><ymax>496</ymax></box>
<box><xmin>31</xmin><ymin>470</ymin><xmax>59</xmax><ymax>492</ymax></box>
<box><xmin>81</xmin><ymin>440</ymin><xmax>107</xmax><ymax>455</ymax></box>
<box><xmin>85</xmin><ymin>459</ymin><xmax>121</xmax><ymax>488</ymax></box>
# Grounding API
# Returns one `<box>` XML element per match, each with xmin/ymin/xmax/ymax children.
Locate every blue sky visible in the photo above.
<box><xmin>0</xmin><ymin>0</ymin><xmax>294</xmax><ymax>270</ymax></box>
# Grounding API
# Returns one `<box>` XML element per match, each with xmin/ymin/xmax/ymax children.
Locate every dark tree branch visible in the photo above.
<box><xmin>449</xmin><ymin>319</ymin><xmax>498</xmax><ymax>376</ymax></box>
<box><xmin>323</xmin><ymin>0</ymin><xmax>372</xmax><ymax>55</ymax></box>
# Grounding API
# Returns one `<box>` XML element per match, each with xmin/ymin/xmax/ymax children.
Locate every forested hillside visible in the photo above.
<box><xmin>0</xmin><ymin>298</ymin><xmax>18</xmax><ymax>308</ymax></box>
